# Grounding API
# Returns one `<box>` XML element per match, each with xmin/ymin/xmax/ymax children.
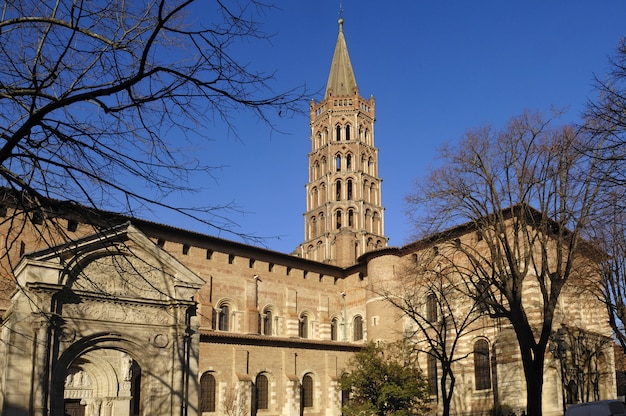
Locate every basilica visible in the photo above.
<box><xmin>0</xmin><ymin>17</ymin><xmax>617</xmax><ymax>416</ymax></box>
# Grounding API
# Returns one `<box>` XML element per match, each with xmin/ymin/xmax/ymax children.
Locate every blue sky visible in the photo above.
<box><xmin>157</xmin><ymin>1</ymin><xmax>626</xmax><ymax>254</ymax></box>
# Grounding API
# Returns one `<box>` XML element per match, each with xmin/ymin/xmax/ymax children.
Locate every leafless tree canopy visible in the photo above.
<box><xmin>585</xmin><ymin>37</ymin><xmax>626</xmax><ymax>189</ymax></box>
<box><xmin>0</xmin><ymin>0</ymin><xmax>304</xmax><ymax>228</ymax></box>
<box><xmin>380</xmin><ymin>248</ymin><xmax>484</xmax><ymax>416</ymax></box>
<box><xmin>585</xmin><ymin>38</ymin><xmax>626</xmax><ymax>357</ymax></box>
<box><xmin>406</xmin><ymin>110</ymin><xmax>608</xmax><ymax>416</ymax></box>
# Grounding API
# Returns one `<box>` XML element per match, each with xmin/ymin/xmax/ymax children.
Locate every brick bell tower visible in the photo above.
<box><xmin>297</xmin><ymin>17</ymin><xmax>388</xmax><ymax>266</ymax></box>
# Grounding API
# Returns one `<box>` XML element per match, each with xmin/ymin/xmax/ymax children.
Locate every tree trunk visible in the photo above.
<box><xmin>520</xmin><ymin>346</ymin><xmax>546</xmax><ymax>416</ymax></box>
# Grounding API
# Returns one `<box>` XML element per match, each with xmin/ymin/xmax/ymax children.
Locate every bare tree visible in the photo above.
<box><xmin>406</xmin><ymin>111</ymin><xmax>607</xmax><ymax>416</ymax></box>
<box><xmin>0</xmin><ymin>0</ymin><xmax>305</xmax><ymax>300</ymax></box>
<box><xmin>549</xmin><ymin>325</ymin><xmax>613</xmax><ymax>406</ymax></box>
<box><xmin>0</xmin><ymin>2</ymin><xmax>304</xmax><ymax>230</ymax></box>
<box><xmin>584</xmin><ymin>37</ymin><xmax>626</xmax><ymax>188</ymax></box>
<box><xmin>592</xmin><ymin>189</ymin><xmax>626</xmax><ymax>353</ymax></box>
<box><xmin>379</xmin><ymin>246</ymin><xmax>486</xmax><ymax>416</ymax></box>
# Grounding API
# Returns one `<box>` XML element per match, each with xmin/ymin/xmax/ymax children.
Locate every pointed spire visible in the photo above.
<box><xmin>325</xmin><ymin>17</ymin><xmax>357</xmax><ymax>98</ymax></box>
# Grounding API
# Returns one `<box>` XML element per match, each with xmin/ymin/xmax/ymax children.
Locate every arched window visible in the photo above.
<box><xmin>336</xmin><ymin>210</ymin><xmax>342</xmax><ymax>229</ymax></box>
<box><xmin>373</xmin><ymin>211</ymin><xmax>381</xmax><ymax>234</ymax></box>
<box><xmin>336</xmin><ymin>179</ymin><xmax>342</xmax><ymax>200</ymax></box>
<box><xmin>347</xmin><ymin>180</ymin><xmax>353</xmax><ymax>200</ymax></box>
<box><xmin>299</xmin><ymin>314</ymin><xmax>309</xmax><ymax>338</ymax></box>
<box><xmin>302</xmin><ymin>374</ymin><xmax>314</xmax><ymax>408</ymax></box>
<box><xmin>474</xmin><ymin>339</ymin><xmax>491</xmax><ymax>390</ymax></box>
<box><xmin>336</xmin><ymin>155</ymin><xmax>341</xmax><ymax>171</ymax></box>
<box><xmin>346</xmin><ymin>154</ymin><xmax>352</xmax><ymax>170</ymax></box>
<box><xmin>426</xmin><ymin>293</ymin><xmax>438</xmax><ymax>323</ymax></box>
<box><xmin>255</xmin><ymin>374</ymin><xmax>269</xmax><ymax>410</ymax></box>
<box><xmin>336</xmin><ymin>125</ymin><xmax>341</xmax><ymax>141</ymax></box>
<box><xmin>348</xmin><ymin>209</ymin><xmax>354</xmax><ymax>227</ymax></box>
<box><xmin>427</xmin><ymin>354</ymin><xmax>437</xmax><ymax>396</ymax></box>
<box><xmin>218</xmin><ymin>303</ymin><xmax>230</xmax><ymax>331</ymax></box>
<box><xmin>345</xmin><ymin>124</ymin><xmax>351</xmax><ymax>141</ymax></box>
<box><xmin>199</xmin><ymin>372</ymin><xmax>216</xmax><ymax>412</ymax></box>
<box><xmin>318</xmin><ymin>212</ymin><xmax>325</xmax><ymax>234</ymax></box>
<box><xmin>353</xmin><ymin>315</ymin><xmax>363</xmax><ymax>341</ymax></box>
<box><xmin>331</xmin><ymin>317</ymin><xmax>339</xmax><ymax>341</ymax></box>
<box><xmin>262</xmin><ymin>308</ymin><xmax>273</xmax><ymax>336</ymax></box>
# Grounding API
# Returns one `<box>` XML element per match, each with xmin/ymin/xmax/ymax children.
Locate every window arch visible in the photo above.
<box><xmin>318</xmin><ymin>212</ymin><xmax>325</xmax><ymax>234</ymax></box>
<box><xmin>261</xmin><ymin>307</ymin><xmax>273</xmax><ymax>336</ymax></box>
<box><xmin>346</xmin><ymin>154</ymin><xmax>352</xmax><ymax>171</ymax></box>
<box><xmin>299</xmin><ymin>313</ymin><xmax>309</xmax><ymax>338</ymax></box>
<box><xmin>373</xmin><ymin>211</ymin><xmax>381</xmax><ymax>234</ymax></box>
<box><xmin>302</xmin><ymin>373</ymin><xmax>314</xmax><ymax>408</ymax></box>
<box><xmin>335</xmin><ymin>179</ymin><xmax>342</xmax><ymax>200</ymax></box>
<box><xmin>474</xmin><ymin>339</ymin><xmax>492</xmax><ymax>390</ymax></box>
<box><xmin>348</xmin><ymin>209</ymin><xmax>354</xmax><ymax>228</ymax></box>
<box><xmin>345</xmin><ymin>124</ymin><xmax>351</xmax><ymax>141</ymax></box>
<box><xmin>255</xmin><ymin>373</ymin><xmax>269</xmax><ymax>410</ymax></box>
<box><xmin>199</xmin><ymin>372</ymin><xmax>217</xmax><ymax>412</ymax></box>
<box><xmin>353</xmin><ymin>315</ymin><xmax>363</xmax><ymax>341</ymax></box>
<box><xmin>336</xmin><ymin>210</ymin><xmax>342</xmax><ymax>229</ymax></box>
<box><xmin>426</xmin><ymin>293</ymin><xmax>438</xmax><ymax>323</ymax></box>
<box><xmin>217</xmin><ymin>302</ymin><xmax>231</xmax><ymax>331</ymax></box>
<box><xmin>336</xmin><ymin>125</ymin><xmax>341</xmax><ymax>141</ymax></box>
<box><xmin>319</xmin><ymin>182</ymin><xmax>326</xmax><ymax>204</ymax></box>
<box><xmin>331</xmin><ymin>317</ymin><xmax>339</xmax><ymax>341</ymax></box>
<box><xmin>335</xmin><ymin>154</ymin><xmax>341</xmax><ymax>171</ymax></box>
<box><xmin>347</xmin><ymin>179</ymin><xmax>353</xmax><ymax>200</ymax></box>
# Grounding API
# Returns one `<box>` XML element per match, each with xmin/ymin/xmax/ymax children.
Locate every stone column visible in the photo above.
<box><xmin>31</xmin><ymin>316</ymin><xmax>50</xmax><ymax>416</ymax></box>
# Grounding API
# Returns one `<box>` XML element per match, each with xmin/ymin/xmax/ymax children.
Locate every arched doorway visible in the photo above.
<box><xmin>61</xmin><ymin>348</ymin><xmax>142</xmax><ymax>416</ymax></box>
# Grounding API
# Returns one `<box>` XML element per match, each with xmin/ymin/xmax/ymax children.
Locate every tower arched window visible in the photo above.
<box><xmin>320</xmin><ymin>182</ymin><xmax>326</xmax><ymax>204</ymax></box>
<box><xmin>309</xmin><ymin>216</ymin><xmax>316</xmax><ymax>239</ymax></box>
<box><xmin>331</xmin><ymin>317</ymin><xmax>339</xmax><ymax>341</ymax></box>
<box><xmin>353</xmin><ymin>315</ymin><xmax>363</xmax><ymax>341</ymax></box>
<box><xmin>302</xmin><ymin>374</ymin><xmax>314</xmax><ymax>408</ymax></box>
<box><xmin>346</xmin><ymin>154</ymin><xmax>352</xmax><ymax>171</ymax></box>
<box><xmin>345</xmin><ymin>124</ymin><xmax>351</xmax><ymax>141</ymax></box>
<box><xmin>318</xmin><ymin>212</ymin><xmax>325</xmax><ymax>234</ymax></box>
<box><xmin>218</xmin><ymin>303</ymin><xmax>230</xmax><ymax>331</ymax></box>
<box><xmin>321</xmin><ymin>156</ymin><xmax>327</xmax><ymax>173</ymax></box>
<box><xmin>199</xmin><ymin>372</ymin><xmax>217</xmax><ymax>412</ymax></box>
<box><xmin>255</xmin><ymin>373</ymin><xmax>269</xmax><ymax>410</ymax></box>
<box><xmin>474</xmin><ymin>339</ymin><xmax>491</xmax><ymax>390</ymax></box>
<box><xmin>347</xmin><ymin>180</ymin><xmax>353</xmax><ymax>200</ymax></box>
<box><xmin>373</xmin><ymin>211</ymin><xmax>381</xmax><ymax>234</ymax></box>
<box><xmin>348</xmin><ymin>209</ymin><xmax>354</xmax><ymax>227</ymax></box>
<box><xmin>299</xmin><ymin>313</ymin><xmax>309</xmax><ymax>338</ymax></box>
<box><xmin>336</xmin><ymin>179</ymin><xmax>342</xmax><ymax>201</ymax></box>
<box><xmin>262</xmin><ymin>307</ymin><xmax>273</xmax><ymax>336</ymax></box>
<box><xmin>336</xmin><ymin>210</ymin><xmax>342</xmax><ymax>229</ymax></box>
<box><xmin>336</xmin><ymin>155</ymin><xmax>341</xmax><ymax>172</ymax></box>
<box><xmin>336</xmin><ymin>125</ymin><xmax>341</xmax><ymax>141</ymax></box>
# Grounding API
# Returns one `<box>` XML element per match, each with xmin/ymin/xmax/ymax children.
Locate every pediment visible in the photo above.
<box><xmin>18</xmin><ymin>222</ymin><xmax>204</xmax><ymax>303</ymax></box>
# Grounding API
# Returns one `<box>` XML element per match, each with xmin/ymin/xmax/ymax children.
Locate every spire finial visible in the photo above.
<box><xmin>338</xmin><ymin>2</ymin><xmax>344</xmax><ymax>32</ymax></box>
